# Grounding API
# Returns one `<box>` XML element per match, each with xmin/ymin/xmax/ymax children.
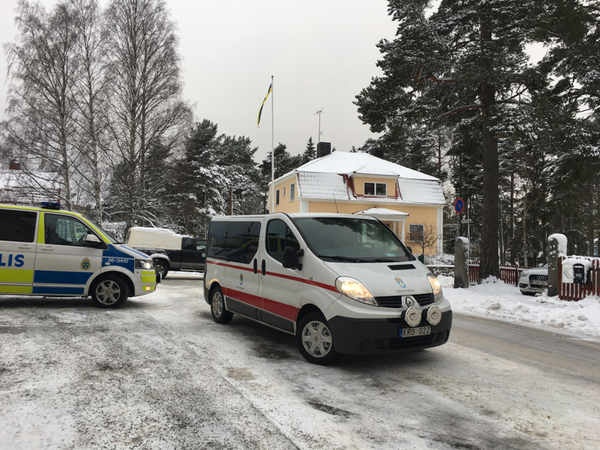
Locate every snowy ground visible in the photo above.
<box><xmin>436</xmin><ymin>275</ymin><xmax>600</xmax><ymax>341</ymax></box>
<box><xmin>1</xmin><ymin>272</ymin><xmax>600</xmax><ymax>449</ymax></box>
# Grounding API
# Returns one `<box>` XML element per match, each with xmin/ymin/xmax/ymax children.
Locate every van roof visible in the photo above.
<box><xmin>210</xmin><ymin>213</ymin><xmax>378</xmax><ymax>221</ymax></box>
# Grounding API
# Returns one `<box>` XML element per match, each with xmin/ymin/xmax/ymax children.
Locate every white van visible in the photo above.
<box><xmin>203</xmin><ymin>213</ymin><xmax>452</xmax><ymax>364</ymax></box>
<box><xmin>0</xmin><ymin>203</ymin><xmax>157</xmax><ymax>307</ymax></box>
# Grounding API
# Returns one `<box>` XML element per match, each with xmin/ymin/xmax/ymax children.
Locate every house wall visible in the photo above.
<box><xmin>273</xmin><ymin>178</ymin><xmax>300</xmax><ymax>214</ymax></box>
<box><xmin>352</xmin><ymin>176</ymin><xmax>396</xmax><ymax>198</ymax></box>
<box><xmin>307</xmin><ymin>201</ymin><xmax>441</xmax><ymax>255</ymax></box>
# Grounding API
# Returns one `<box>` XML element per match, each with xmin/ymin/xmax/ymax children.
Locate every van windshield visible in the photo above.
<box><xmin>292</xmin><ymin>217</ymin><xmax>413</xmax><ymax>263</ymax></box>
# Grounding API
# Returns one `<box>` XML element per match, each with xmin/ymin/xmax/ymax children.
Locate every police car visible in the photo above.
<box><xmin>0</xmin><ymin>203</ymin><xmax>157</xmax><ymax>307</ymax></box>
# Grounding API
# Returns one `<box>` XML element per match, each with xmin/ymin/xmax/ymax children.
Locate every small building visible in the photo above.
<box><xmin>267</xmin><ymin>150</ymin><xmax>446</xmax><ymax>255</ymax></box>
<box><xmin>0</xmin><ymin>161</ymin><xmax>61</xmax><ymax>205</ymax></box>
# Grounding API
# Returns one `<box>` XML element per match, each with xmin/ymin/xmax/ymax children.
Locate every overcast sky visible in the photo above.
<box><xmin>0</xmin><ymin>0</ymin><xmax>398</xmax><ymax>162</ymax></box>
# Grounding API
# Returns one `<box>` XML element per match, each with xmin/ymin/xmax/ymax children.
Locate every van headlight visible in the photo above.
<box><xmin>427</xmin><ymin>273</ymin><xmax>443</xmax><ymax>302</ymax></box>
<box><xmin>335</xmin><ymin>277</ymin><xmax>378</xmax><ymax>306</ymax></box>
<box><xmin>136</xmin><ymin>259</ymin><xmax>154</xmax><ymax>270</ymax></box>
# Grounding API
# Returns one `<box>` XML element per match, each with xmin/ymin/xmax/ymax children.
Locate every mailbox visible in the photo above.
<box><xmin>562</xmin><ymin>258</ymin><xmax>592</xmax><ymax>285</ymax></box>
<box><xmin>573</xmin><ymin>263</ymin><xmax>587</xmax><ymax>284</ymax></box>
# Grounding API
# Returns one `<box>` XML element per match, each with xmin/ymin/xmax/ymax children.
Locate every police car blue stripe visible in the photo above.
<box><xmin>32</xmin><ymin>286</ymin><xmax>85</xmax><ymax>295</ymax></box>
<box><xmin>121</xmin><ymin>245</ymin><xmax>152</xmax><ymax>259</ymax></box>
<box><xmin>34</xmin><ymin>271</ymin><xmax>93</xmax><ymax>285</ymax></box>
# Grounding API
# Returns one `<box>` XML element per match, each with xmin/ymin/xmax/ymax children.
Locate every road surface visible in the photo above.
<box><xmin>1</xmin><ymin>274</ymin><xmax>599</xmax><ymax>449</ymax></box>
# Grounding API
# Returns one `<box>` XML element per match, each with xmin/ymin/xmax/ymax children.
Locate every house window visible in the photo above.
<box><xmin>364</xmin><ymin>182</ymin><xmax>387</xmax><ymax>196</ymax></box>
<box><xmin>290</xmin><ymin>183</ymin><xmax>295</xmax><ymax>201</ymax></box>
<box><xmin>283</xmin><ymin>187</ymin><xmax>286</xmax><ymax>196</ymax></box>
<box><xmin>276</xmin><ymin>189</ymin><xmax>280</xmax><ymax>206</ymax></box>
<box><xmin>409</xmin><ymin>224</ymin><xmax>424</xmax><ymax>239</ymax></box>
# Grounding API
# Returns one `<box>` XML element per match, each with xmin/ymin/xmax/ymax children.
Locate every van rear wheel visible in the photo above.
<box><xmin>91</xmin><ymin>275</ymin><xmax>128</xmax><ymax>308</ymax></box>
<box><xmin>210</xmin><ymin>286</ymin><xmax>233</xmax><ymax>324</ymax></box>
<box><xmin>296</xmin><ymin>312</ymin><xmax>340</xmax><ymax>365</ymax></box>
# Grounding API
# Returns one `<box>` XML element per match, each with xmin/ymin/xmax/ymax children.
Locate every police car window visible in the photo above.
<box><xmin>45</xmin><ymin>214</ymin><xmax>93</xmax><ymax>246</ymax></box>
<box><xmin>266</xmin><ymin>219</ymin><xmax>300</xmax><ymax>264</ymax></box>
<box><xmin>0</xmin><ymin>210</ymin><xmax>37</xmax><ymax>242</ymax></box>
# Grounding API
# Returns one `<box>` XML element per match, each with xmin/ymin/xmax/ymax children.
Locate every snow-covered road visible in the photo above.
<box><xmin>1</xmin><ymin>274</ymin><xmax>599</xmax><ymax>449</ymax></box>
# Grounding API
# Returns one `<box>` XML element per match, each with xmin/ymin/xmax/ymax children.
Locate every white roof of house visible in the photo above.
<box><xmin>297</xmin><ymin>151</ymin><xmax>439</xmax><ymax>180</ymax></box>
<box><xmin>279</xmin><ymin>152</ymin><xmax>446</xmax><ymax>206</ymax></box>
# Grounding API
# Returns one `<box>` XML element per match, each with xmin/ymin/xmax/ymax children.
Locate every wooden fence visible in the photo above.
<box><xmin>558</xmin><ymin>256</ymin><xmax>600</xmax><ymax>301</ymax></box>
<box><xmin>467</xmin><ymin>257</ymin><xmax>600</xmax><ymax>301</ymax></box>
<box><xmin>468</xmin><ymin>264</ymin><xmax>524</xmax><ymax>286</ymax></box>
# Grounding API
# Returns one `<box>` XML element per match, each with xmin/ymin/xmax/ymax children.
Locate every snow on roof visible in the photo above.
<box><xmin>297</xmin><ymin>172</ymin><xmax>350</xmax><ymax>200</ymax></box>
<box><xmin>397</xmin><ymin>178</ymin><xmax>446</xmax><ymax>205</ymax></box>
<box><xmin>295</xmin><ymin>151</ymin><xmax>439</xmax><ymax>181</ymax></box>
<box><xmin>279</xmin><ymin>152</ymin><xmax>446</xmax><ymax>206</ymax></box>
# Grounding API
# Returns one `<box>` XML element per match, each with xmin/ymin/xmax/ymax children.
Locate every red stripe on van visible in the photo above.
<box><xmin>208</xmin><ymin>259</ymin><xmax>256</xmax><ymax>273</ymax></box>
<box><xmin>263</xmin><ymin>298</ymin><xmax>298</xmax><ymax>321</ymax></box>
<box><xmin>222</xmin><ymin>287</ymin><xmax>299</xmax><ymax>321</ymax></box>
<box><xmin>207</xmin><ymin>258</ymin><xmax>338</xmax><ymax>293</ymax></box>
<box><xmin>222</xmin><ymin>287</ymin><xmax>262</xmax><ymax>308</ymax></box>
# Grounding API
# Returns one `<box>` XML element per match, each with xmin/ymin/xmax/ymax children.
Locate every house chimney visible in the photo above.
<box><xmin>370</xmin><ymin>147</ymin><xmax>384</xmax><ymax>159</ymax></box>
<box><xmin>9</xmin><ymin>160</ymin><xmax>21</xmax><ymax>170</ymax></box>
<box><xmin>317</xmin><ymin>142</ymin><xmax>331</xmax><ymax>158</ymax></box>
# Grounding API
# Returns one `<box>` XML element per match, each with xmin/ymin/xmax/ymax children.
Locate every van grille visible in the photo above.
<box><xmin>376</xmin><ymin>293</ymin><xmax>435</xmax><ymax>308</ymax></box>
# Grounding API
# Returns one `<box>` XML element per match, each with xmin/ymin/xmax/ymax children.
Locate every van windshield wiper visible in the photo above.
<box><xmin>322</xmin><ymin>255</ymin><xmax>368</xmax><ymax>263</ymax></box>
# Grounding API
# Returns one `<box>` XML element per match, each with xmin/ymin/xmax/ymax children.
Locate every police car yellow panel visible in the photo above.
<box><xmin>0</xmin><ymin>203</ymin><xmax>157</xmax><ymax>307</ymax></box>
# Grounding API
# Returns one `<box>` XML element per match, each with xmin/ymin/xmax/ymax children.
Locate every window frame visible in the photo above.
<box><xmin>364</xmin><ymin>182</ymin><xmax>387</xmax><ymax>197</ymax></box>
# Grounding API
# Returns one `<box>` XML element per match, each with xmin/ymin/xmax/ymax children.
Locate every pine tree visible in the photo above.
<box><xmin>355</xmin><ymin>0</ymin><xmax>598</xmax><ymax>279</ymax></box>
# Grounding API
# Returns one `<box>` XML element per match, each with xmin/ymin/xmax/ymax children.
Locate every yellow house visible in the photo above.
<box><xmin>267</xmin><ymin>151</ymin><xmax>446</xmax><ymax>255</ymax></box>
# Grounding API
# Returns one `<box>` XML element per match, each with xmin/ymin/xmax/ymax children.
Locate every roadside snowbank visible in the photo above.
<box><xmin>438</xmin><ymin>275</ymin><xmax>600</xmax><ymax>340</ymax></box>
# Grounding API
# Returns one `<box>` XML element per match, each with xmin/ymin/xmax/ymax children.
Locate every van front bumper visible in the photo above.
<box><xmin>328</xmin><ymin>310</ymin><xmax>452</xmax><ymax>356</ymax></box>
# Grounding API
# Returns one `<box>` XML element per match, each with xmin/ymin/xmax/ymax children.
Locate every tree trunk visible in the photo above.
<box><xmin>478</xmin><ymin>21</ymin><xmax>500</xmax><ymax>281</ymax></box>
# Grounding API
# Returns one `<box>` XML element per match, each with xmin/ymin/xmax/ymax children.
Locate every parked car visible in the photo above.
<box><xmin>519</xmin><ymin>264</ymin><xmax>548</xmax><ymax>295</ymax></box>
<box><xmin>125</xmin><ymin>227</ymin><xmax>206</xmax><ymax>278</ymax></box>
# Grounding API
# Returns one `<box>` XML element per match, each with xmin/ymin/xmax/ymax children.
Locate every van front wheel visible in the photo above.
<box><xmin>91</xmin><ymin>275</ymin><xmax>128</xmax><ymax>308</ymax></box>
<box><xmin>210</xmin><ymin>286</ymin><xmax>233</xmax><ymax>324</ymax></box>
<box><xmin>296</xmin><ymin>312</ymin><xmax>340</xmax><ymax>365</ymax></box>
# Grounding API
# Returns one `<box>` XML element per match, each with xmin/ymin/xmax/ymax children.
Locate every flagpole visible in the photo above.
<box><xmin>270</xmin><ymin>75</ymin><xmax>275</xmax><ymax>213</ymax></box>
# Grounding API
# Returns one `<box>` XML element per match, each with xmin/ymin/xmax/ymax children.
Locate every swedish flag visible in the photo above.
<box><xmin>257</xmin><ymin>83</ymin><xmax>272</xmax><ymax>127</ymax></box>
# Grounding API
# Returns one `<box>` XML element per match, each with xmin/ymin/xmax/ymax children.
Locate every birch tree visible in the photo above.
<box><xmin>103</xmin><ymin>0</ymin><xmax>191</xmax><ymax>228</ymax></box>
<box><xmin>4</xmin><ymin>0</ymin><xmax>80</xmax><ymax>209</ymax></box>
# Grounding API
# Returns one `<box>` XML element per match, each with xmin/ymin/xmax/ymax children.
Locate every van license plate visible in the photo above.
<box><xmin>400</xmin><ymin>326</ymin><xmax>431</xmax><ymax>338</ymax></box>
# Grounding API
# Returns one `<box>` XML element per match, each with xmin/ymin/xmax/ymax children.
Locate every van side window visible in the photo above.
<box><xmin>207</xmin><ymin>220</ymin><xmax>261</xmax><ymax>264</ymax></box>
<box><xmin>266</xmin><ymin>219</ymin><xmax>300</xmax><ymax>264</ymax></box>
<box><xmin>45</xmin><ymin>214</ymin><xmax>93</xmax><ymax>246</ymax></box>
<box><xmin>0</xmin><ymin>210</ymin><xmax>37</xmax><ymax>242</ymax></box>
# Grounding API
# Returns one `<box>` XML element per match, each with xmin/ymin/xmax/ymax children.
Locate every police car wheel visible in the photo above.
<box><xmin>210</xmin><ymin>286</ymin><xmax>233</xmax><ymax>324</ymax></box>
<box><xmin>91</xmin><ymin>275</ymin><xmax>129</xmax><ymax>308</ymax></box>
<box><xmin>296</xmin><ymin>312</ymin><xmax>340</xmax><ymax>365</ymax></box>
<box><xmin>155</xmin><ymin>260</ymin><xmax>169</xmax><ymax>279</ymax></box>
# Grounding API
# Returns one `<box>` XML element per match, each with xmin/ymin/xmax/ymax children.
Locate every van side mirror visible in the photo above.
<box><xmin>282</xmin><ymin>247</ymin><xmax>304</xmax><ymax>270</ymax></box>
<box><xmin>86</xmin><ymin>234</ymin><xmax>108</xmax><ymax>249</ymax></box>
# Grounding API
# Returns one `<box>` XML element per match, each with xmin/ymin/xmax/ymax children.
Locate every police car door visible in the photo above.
<box><xmin>0</xmin><ymin>208</ymin><xmax>38</xmax><ymax>294</ymax></box>
<box><xmin>258</xmin><ymin>218</ymin><xmax>303</xmax><ymax>333</ymax></box>
<box><xmin>34</xmin><ymin>213</ymin><xmax>103</xmax><ymax>296</ymax></box>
